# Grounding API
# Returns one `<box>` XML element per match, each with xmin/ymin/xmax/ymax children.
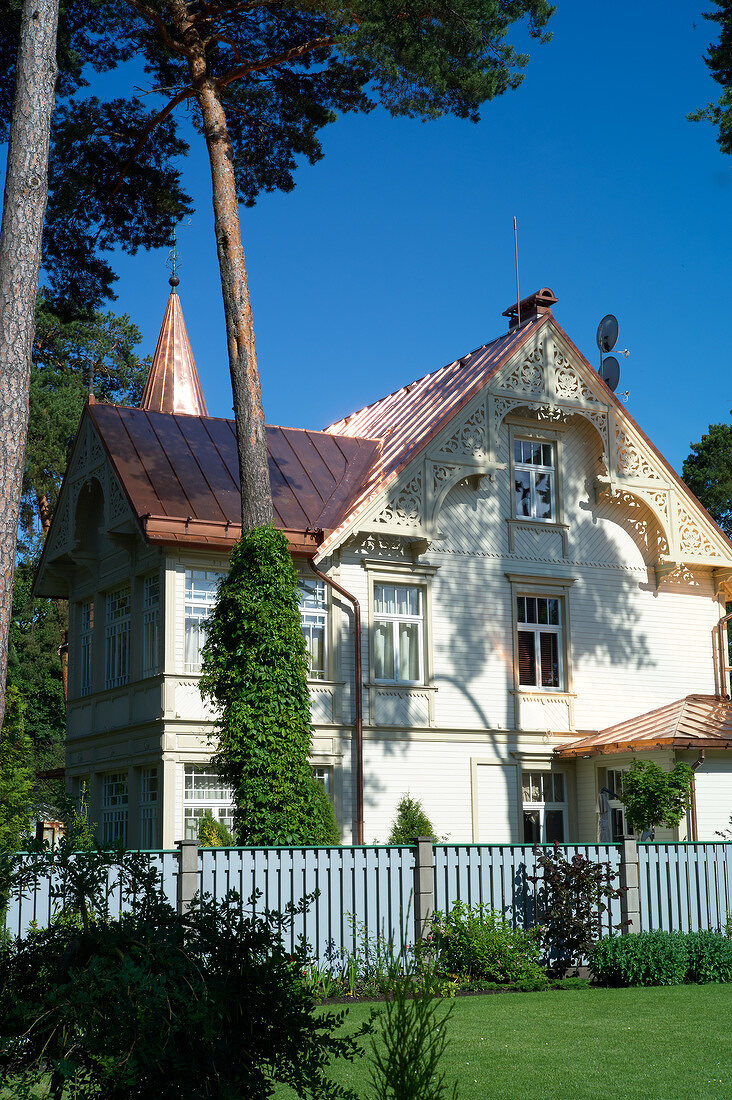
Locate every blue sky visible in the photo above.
<box><xmin>37</xmin><ymin>3</ymin><xmax>732</xmax><ymax>470</ymax></box>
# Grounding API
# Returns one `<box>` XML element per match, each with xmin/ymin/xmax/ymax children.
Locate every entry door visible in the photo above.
<box><xmin>473</xmin><ymin>762</ymin><xmax>520</xmax><ymax>843</ymax></box>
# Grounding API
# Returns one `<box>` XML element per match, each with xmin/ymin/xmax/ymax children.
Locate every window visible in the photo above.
<box><xmin>522</xmin><ymin>771</ymin><xmax>567</xmax><ymax>842</ymax></box>
<box><xmin>139</xmin><ymin>766</ymin><xmax>158</xmax><ymax>848</ymax></box>
<box><xmin>80</xmin><ymin>601</ymin><xmax>94</xmax><ymax>697</ymax></box>
<box><xmin>183</xmin><ymin>765</ymin><xmax>234</xmax><ymax>840</ymax></box>
<box><xmin>514</xmin><ymin>439</ymin><xmax>555</xmax><ymax>521</ymax></box>
<box><xmin>373</xmin><ymin>584</ymin><xmax>424</xmax><ymax>683</ymax></box>
<box><xmin>184</xmin><ymin>570</ymin><xmax>224</xmax><ymax>672</ymax></box>
<box><xmin>105</xmin><ymin>586</ymin><xmax>130</xmax><ymax>689</ymax></box>
<box><xmin>313</xmin><ymin>765</ymin><xmax>333</xmax><ymax>796</ymax></box>
<box><xmin>102</xmin><ymin>771</ymin><xmax>128</xmax><ymax>845</ymax></box>
<box><xmin>517</xmin><ymin>596</ymin><xmax>563</xmax><ymax>690</ymax></box>
<box><xmin>298</xmin><ymin>578</ymin><xmax>327</xmax><ymax>679</ymax></box>
<box><xmin>605</xmin><ymin>768</ymin><xmax>629</xmax><ymax>841</ymax></box>
<box><xmin>142</xmin><ymin>575</ymin><xmax>160</xmax><ymax>677</ymax></box>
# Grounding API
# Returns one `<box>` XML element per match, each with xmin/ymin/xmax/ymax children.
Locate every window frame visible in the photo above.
<box><xmin>516</xmin><ymin>595</ymin><xmax>564</xmax><ymax>691</ymax></box>
<box><xmin>297</xmin><ymin>575</ymin><xmax>329</xmax><ymax>681</ymax></box>
<box><xmin>506</xmin><ymin>422</ymin><xmax>567</xmax><ymax>537</ymax></box>
<box><xmin>184</xmin><ymin>568</ymin><xmax>226</xmax><ymax>674</ymax></box>
<box><xmin>513</xmin><ymin>436</ymin><xmax>557</xmax><ymax>522</ymax></box>
<box><xmin>363</xmin><ymin>558</ymin><xmax>437</xmax><ymax>693</ymax></box>
<box><xmin>521</xmin><ymin>769</ymin><xmax>568</xmax><ymax>843</ymax></box>
<box><xmin>505</xmin><ymin>573</ymin><xmax>574</xmax><ymax>696</ymax></box>
<box><xmin>79</xmin><ymin>599</ymin><xmax>94</xmax><ymax>697</ymax></box>
<box><xmin>142</xmin><ymin>573</ymin><xmax>160</xmax><ymax>678</ymax></box>
<box><xmin>139</xmin><ymin>765</ymin><xmax>159</xmax><ymax>848</ymax></box>
<box><xmin>372</xmin><ymin>582</ymin><xmax>425</xmax><ymax>685</ymax></box>
<box><xmin>102</xmin><ymin>771</ymin><xmax>128</xmax><ymax>845</ymax></box>
<box><xmin>183</xmin><ymin>764</ymin><xmax>234</xmax><ymax>841</ymax></box>
<box><xmin>605</xmin><ymin>766</ymin><xmax>631</xmax><ymax>841</ymax></box>
<box><xmin>105</xmin><ymin>586</ymin><xmax>130</xmax><ymax>690</ymax></box>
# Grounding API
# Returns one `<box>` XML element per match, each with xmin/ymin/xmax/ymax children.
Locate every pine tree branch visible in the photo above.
<box><xmin>124</xmin><ymin>0</ymin><xmax>190</xmax><ymax>57</ymax></box>
<box><xmin>106</xmin><ymin>85</ymin><xmax>195</xmax><ymax>204</ymax></box>
<box><xmin>215</xmin><ymin>36</ymin><xmax>338</xmax><ymax>90</ymax></box>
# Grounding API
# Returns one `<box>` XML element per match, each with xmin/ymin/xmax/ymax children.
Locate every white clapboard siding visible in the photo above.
<box><xmin>694</xmin><ymin>762</ymin><xmax>732</xmax><ymax>840</ymax></box>
<box><xmin>473</xmin><ymin>762</ymin><xmax>520</xmax><ymax>843</ymax></box>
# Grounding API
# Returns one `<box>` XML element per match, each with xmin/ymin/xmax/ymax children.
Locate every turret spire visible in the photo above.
<box><xmin>140</xmin><ymin>272</ymin><xmax>208</xmax><ymax>417</ymax></box>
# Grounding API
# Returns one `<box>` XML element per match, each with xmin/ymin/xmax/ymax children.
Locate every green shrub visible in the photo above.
<box><xmin>620</xmin><ymin>759</ymin><xmax>693</xmax><ymax>837</ymax></box>
<box><xmin>197</xmin><ymin>811</ymin><xmax>236</xmax><ymax>847</ymax></box>
<box><xmin>0</xmin><ymin>845</ymin><xmax>367</xmax><ymax>1099</ymax></box>
<box><xmin>422</xmin><ymin>900</ymin><xmax>546</xmax><ymax>984</ymax></box>
<box><xmin>388</xmin><ymin>795</ymin><xmax>436</xmax><ymax>844</ymax></box>
<box><xmin>311</xmin><ymin>777</ymin><xmax>341</xmax><ymax>845</ymax></box>
<box><xmin>590</xmin><ymin>931</ymin><xmax>689</xmax><ymax>986</ymax></box>
<box><xmin>685</xmin><ymin>930</ymin><xmax>732</xmax><ymax>983</ymax></box>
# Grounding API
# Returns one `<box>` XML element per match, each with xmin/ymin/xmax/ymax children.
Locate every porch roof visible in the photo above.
<box><xmin>555</xmin><ymin>695</ymin><xmax>732</xmax><ymax>758</ymax></box>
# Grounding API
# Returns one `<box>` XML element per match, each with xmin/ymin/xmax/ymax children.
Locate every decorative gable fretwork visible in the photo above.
<box><xmin>44</xmin><ymin>417</ymin><xmax>135</xmax><ymax>565</ymax></box>
<box><xmin>350</xmin><ymin>328</ymin><xmax>732</xmax><ymax>580</ymax></box>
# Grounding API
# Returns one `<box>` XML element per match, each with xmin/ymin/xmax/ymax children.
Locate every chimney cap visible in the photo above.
<box><xmin>502</xmin><ymin>287</ymin><xmax>558</xmax><ymax>329</ymax></box>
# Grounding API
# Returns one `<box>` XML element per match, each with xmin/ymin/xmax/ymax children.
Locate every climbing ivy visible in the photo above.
<box><xmin>199</xmin><ymin>526</ymin><xmax>332</xmax><ymax>846</ymax></box>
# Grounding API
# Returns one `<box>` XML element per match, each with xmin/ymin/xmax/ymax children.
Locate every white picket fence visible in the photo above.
<box><xmin>5</xmin><ymin>842</ymin><xmax>732</xmax><ymax>962</ymax></box>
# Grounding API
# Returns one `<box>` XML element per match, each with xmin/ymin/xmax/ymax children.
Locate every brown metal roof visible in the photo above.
<box><xmin>140</xmin><ymin>289</ymin><xmax>208</xmax><ymax>417</ymax></box>
<box><xmin>556</xmin><ymin>695</ymin><xmax>732</xmax><ymax>758</ymax></box>
<box><xmin>88</xmin><ymin>403</ymin><xmax>381</xmax><ymax>555</ymax></box>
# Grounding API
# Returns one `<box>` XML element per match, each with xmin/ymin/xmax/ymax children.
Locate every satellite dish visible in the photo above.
<box><xmin>600</xmin><ymin>356</ymin><xmax>621</xmax><ymax>392</ymax></box>
<box><xmin>596</xmin><ymin>314</ymin><xmax>619</xmax><ymax>354</ymax></box>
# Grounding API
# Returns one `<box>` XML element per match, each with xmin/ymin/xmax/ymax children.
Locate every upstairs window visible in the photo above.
<box><xmin>105</xmin><ymin>586</ymin><xmax>130</xmax><ymax>689</ymax></box>
<box><xmin>373</xmin><ymin>584</ymin><xmax>423</xmax><ymax>684</ymax></box>
<box><xmin>523</xmin><ymin>771</ymin><xmax>567</xmax><ymax>842</ymax></box>
<box><xmin>517</xmin><ymin>596</ymin><xmax>563</xmax><ymax>690</ymax></box>
<box><xmin>184</xmin><ymin>570</ymin><xmax>224</xmax><ymax>672</ymax></box>
<box><xmin>142</xmin><ymin>574</ymin><xmax>160</xmax><ymax>677</ymax></box>
<box><xmin>80</xmin><ymin>600</ymin><xmax>94</xmax><ymax>697</ymax></box>
<box><xmin>514</xmin><ymin>439</ymin><xmax>555</xmax><ymax>521</ymax></box>
<box><xmin>298</xmin><ymin>578</ymin><xmax>327</xmax><ymax>680</ymax></box>
<box><xmin>102</xmin><ymin>771</ymin><xmax>128</xmax><ymax>845</ymax></box>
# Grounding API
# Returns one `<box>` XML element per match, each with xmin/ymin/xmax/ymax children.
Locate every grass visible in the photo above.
<box><xmin>276</xmin><ymin>985</ymin><xmax>732</xmax><ymax>1099</ymax></box>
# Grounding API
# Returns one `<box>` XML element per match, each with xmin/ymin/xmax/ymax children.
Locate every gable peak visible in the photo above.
<box><xmin>140</xmin><ymin>287</ymin><xmax>208</xmax><ymax>417</ymax></box>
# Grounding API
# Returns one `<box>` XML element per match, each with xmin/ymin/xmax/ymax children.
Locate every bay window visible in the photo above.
<box><xmin>80</xmin><ymin>600</ymin><xmax>94</xmax><ymax>696</ymax></box>
<box><xmin>142</xmin><ymin>574</ymin><xmax>160</xmax><ymax>677</ymax></box>
<box><xmin>102</xmin><ymin>771</ymin><xmax>128</xmax><ymax>845</ymax></box>
<box><xmin>373</xmin><ymin>583</ymin><xmax>424</xmax><ymax>683</ymax></box>
<box><xmin>139</xmin><ymin>766</ymin><xmax>158</xmax><ymax>848</ymax></box>
<box><xmin>184</xmin><ymin>765</ymin><xmax>234</xmax><ymax>840</ymax></box>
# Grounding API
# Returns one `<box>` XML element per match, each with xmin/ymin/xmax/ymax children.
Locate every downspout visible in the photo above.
<box><xmin>307</xmin><ymin>559</ymin><xmax>364</xmax><ymax>845</ymax></box>
<box><xmin>689</xmin><ymin>749</ymin><xmax>706</xmax><ymax>842</ymax></box>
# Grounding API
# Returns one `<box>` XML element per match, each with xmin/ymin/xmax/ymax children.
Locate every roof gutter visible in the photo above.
<box><xmin>306</xmin><ymin>560</ymin><xmax>364</xmax><ymax>845</ymax></box>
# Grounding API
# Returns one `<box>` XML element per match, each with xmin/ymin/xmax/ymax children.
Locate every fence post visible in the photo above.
<box><xmin>176</xmin><ymin>839</ymin><xmax>199</xmax><ymax>916</ymax></box>
<box><xmin>413</xmin><ymin>836</ymin><xmax>435</xmax><ymax>943</ymax></box>
<box><xmin>619</xmin><ymin>838</ymin><xmax>641</xmax><ymax>933</ymax></box>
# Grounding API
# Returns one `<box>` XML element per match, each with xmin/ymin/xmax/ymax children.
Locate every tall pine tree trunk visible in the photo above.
<box><xmin>0</xmin><ymin>0</ymin><xmax>59</xmax><ymax>732</ymax></box>
<box><xmin>169</xmin><ymin>0</ymin><xmax>273</xmax><ymax>531</ymax></box>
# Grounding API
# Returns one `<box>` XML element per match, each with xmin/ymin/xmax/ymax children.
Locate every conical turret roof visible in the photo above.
<box><xmin>140</xmin><ymin>284</ymin><xmax>208</xmax><ymax>416</ymax></box>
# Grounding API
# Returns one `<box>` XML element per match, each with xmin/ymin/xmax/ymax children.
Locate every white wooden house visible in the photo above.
<box><xmin>35</xmin><ymin>284</ymin><xmax>732</xmax><ymax>846</ymax></box>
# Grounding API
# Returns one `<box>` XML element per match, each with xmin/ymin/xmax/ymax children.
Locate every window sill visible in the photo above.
<box><xmin>510</xmin><ymin>689</ymin><xmax>577</xmax><ymax>699</ymax></box>
<box><xmin>368</xmin><ymin>681</ymin><xmax>437</xmax><ymax>691</ymax></box>
<box><xmin>506</xmin><ymin>517</ymin><xmax>569</xmax><ymax>556</ymax></box>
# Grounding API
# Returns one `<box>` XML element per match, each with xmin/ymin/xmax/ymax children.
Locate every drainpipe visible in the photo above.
<box><xmin>307</xmin><ymin>558</ymin><xmax>364</xmax><ymax>845</ymax></box>
<box><xmin>689</xmin><ymin>749</ymin><xmax>706</xmax><ymax>842</ymax></box>
<box><xmin>714</xmin><ymin>610</ymin><xmax>732</xmax><ymax>697</ymax></box>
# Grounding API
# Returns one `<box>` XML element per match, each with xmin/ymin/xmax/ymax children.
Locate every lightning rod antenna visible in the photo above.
<box><xmin>513</xmin><ymin>216</ymin><xmax>521</xmax><ymax>327</ymax></box>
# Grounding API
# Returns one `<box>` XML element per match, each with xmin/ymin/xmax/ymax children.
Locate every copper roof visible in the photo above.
<box><xmin>140</xmin><ymin>289</ymin><xmax>208</xmax><ymax>417</ymax></box>
<box><xmin>88</xmin><ymin>403</ymin><xmax>381</xmax><ymax>555</ymax></box>
<box><xmin>319</xmin><ymin>317</ymin><xmax>545</xmax><ymax>554</ymax></box>
<box><xmin>556</xmin><ymin>695</ymin><xmax>732</xmax><ymax>758</ymax></box>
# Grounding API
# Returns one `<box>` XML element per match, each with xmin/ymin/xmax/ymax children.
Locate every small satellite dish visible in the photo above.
<box><xmin>600</xmin><ymin>356</ymin><xmax>621</xmax><ymax>392</ymax></box>
<box><xmin>596</xmin><ymin>314</ymin><xmax>619</xmax><ymax>354</ymax></box>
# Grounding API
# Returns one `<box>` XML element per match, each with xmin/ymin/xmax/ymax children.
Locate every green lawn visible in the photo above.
<box><xmin>277</xmin><ymin>985</ymin><xmax>732</xmax><ymax>1100</ymax></box>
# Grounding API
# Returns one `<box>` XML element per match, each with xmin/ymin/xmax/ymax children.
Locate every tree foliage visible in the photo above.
<box><xmin>683</xmin><ymin>417</ymin><xmax>732</xmax><ymax>537</ymax></box>
<box><xmin>199</xmin><ymin>526</ymin><xmax>331</xmax><ymax>845</ymax></box>
<box><xmin>0</xmin><ymin>688</ymin><xmax>34</xmax><ymax>853</ymax></box>
<box><xmin>387</xmin><ymin>794</ymin><xmax>436</xmax><ymax>844</ymax></box>
<box><xmin>620</xmin><ymin>759</ymin><xmax>693</xmax><ymax>838</ymax></box>
<box><xmin>689</xmin><ymin>1</ymin><xmax>732</xmax><ymax>156</ymax></box>
<box><xmin>1</xmin><ymin>845</ymin><xmax>367</xmax><ymax>1098</ymax></box>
